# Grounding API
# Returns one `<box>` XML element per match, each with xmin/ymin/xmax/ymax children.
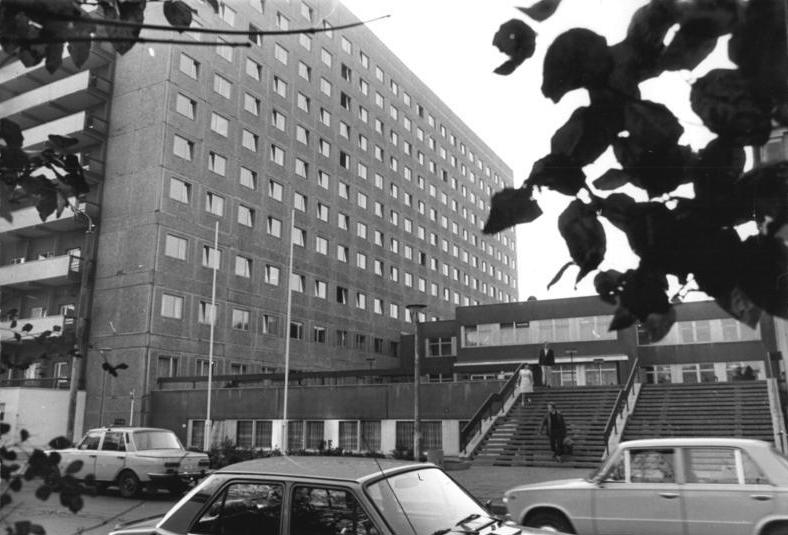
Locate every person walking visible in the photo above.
<box><xmin>540</xmin><ymin>402</ymin><xmax>567</xmax><ymax>462</ymax></box>
<box><xmin>538</xmin><ymin>342</ymin><xmax>555</xmax><ymax>387</ymax></box>
<box><xmin>518</xmin><ymin>364</ymin><xmax>534</xmax><ymax>407</ymax></box>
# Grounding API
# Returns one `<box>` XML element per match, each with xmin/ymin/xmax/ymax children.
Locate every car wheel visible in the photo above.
<box><xmin>117</xmin><ymin>471</ymin><xmax>140</xmax><ymax>499</ymax></box>
<box><xmin>525</xmin><ymin>511</ymin><xmax>575</xmax><ymax>533</ymax></box>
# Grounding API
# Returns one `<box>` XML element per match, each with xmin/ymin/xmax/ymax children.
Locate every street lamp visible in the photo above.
<box><xmin>96</xmin><ymin>347</ymin><xmax>113</xmax><ymax>426</ymax></box>
<box><xmin>406</xmin><ymin>303</ymin><xmax>427</xmax><ymax>461</ymax></box>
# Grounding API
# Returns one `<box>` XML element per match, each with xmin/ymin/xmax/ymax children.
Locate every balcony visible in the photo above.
<box><xmin>0</xmin><ymin>254</ymin><xmax>81</xmax><ymax>290</ymax></box>
<box><xmin>0</xmin><ymin>200</ymin><xmax>99</xmax><ymax>242</ymax></box>
<box><xmin>0</xmin><ymin>314</ymin><xmax>73</xmax><ymax>342</ymax></box>
<box><xmin>22</xmin><ymin>111</ymin><xmax>108</xmax><ymax>152</ymax></box>
<box><xmin>0</xmin><ymin>43</ymin><xmax>113</xmax><ymax>98</ymax></box>
<box><xmin>2</xmin><ymin>71</ymin><xmax>111</xmax><ymax>130</ymax></box>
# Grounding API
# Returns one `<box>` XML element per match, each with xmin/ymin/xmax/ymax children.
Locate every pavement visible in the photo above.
<box><xmin>449</xmin><ymin>464</ymin><xmax>591</xmax><ymax>512</ymax></box>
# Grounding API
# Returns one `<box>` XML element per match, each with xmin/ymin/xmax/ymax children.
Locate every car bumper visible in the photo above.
<box><xmin>146</xmin><ymin>470</ymin><xmax>210</xmax><ymax>484</ymax></box>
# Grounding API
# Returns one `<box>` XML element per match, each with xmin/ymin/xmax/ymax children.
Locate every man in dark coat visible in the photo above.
<box><xmin>539</xmin><ymin>402</ymin><xmax>567</xmax><ymax>462</ymax></box>
<box><xmin>538</xmin><ymin>342</ymin><xmax>555</xmax><ymax>387</ymax></box>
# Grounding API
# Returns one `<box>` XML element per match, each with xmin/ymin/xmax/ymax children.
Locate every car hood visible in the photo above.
<box><xmin>507</xmin><ymin>478</ymin><xmax>595</xmax><ymax>494</ymax></box>
<box><xmin>109</xmin><ymin>514</ymin><xmax>164</xmax><ymax>535</ymax></box>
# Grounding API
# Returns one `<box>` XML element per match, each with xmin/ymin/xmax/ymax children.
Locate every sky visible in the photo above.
<box><xmin>333</xmin><ymin>0</ymin><xmax>735</xmax><ymax>301</ymax></box>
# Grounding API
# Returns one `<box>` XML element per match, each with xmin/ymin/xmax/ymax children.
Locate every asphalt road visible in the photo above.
<box><xmin>6</xmin><ymin>465</ymin><xmax>589</xmax><ymax>535</ymax></box>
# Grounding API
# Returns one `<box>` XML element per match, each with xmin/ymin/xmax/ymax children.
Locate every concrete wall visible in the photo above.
<box><xmin>0</xmin><ymin>388</ymin><xmax>85</xmax><ymax>448</ymax></box>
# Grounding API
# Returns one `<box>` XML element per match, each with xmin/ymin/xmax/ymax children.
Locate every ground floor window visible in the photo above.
<box><xmin>190</xmin><ymin>420</ymin><xmax>205</xmax><ymax>449</ymax></box>
<box><xmin>288</xmin><ymin>421</ymin><xmax>304</xmax><ymax>450</ymax></box>
<box><xmin>338</xmin><ymin>421</ymin><xmax>358</xmax><ymax>451</ymax></box>
<box><xmin>395</xmin><ymin>421</ymin><xmax>413</xmax><ymax>451</ymax></box>
<box><xmin>360</xmin><ymin>420</ymin><xmax>381</xmax><ymax>452</ymax></box>
<box><xmin>422</xmin><ymin>421</ymin><xmax>442</xmax><ymax>450</ymax></box>
<box><xmin>644</xmin><ymin>361</ymin><xmax>765</xmax><ymax>384</ymax></box>
<box><xmin>236</xmin><ymin>420</ymin><xmax>253</xmax><ymax>448</ymax></box>
<box><xmin>254</xmin><ymin>420</ymin><xmax>272</xmax><ymax>449</ymax></box>
<box><xmin>305</xmin><ymin>421</ymin><xmax>324</xmax><ymax>449</ymax></box>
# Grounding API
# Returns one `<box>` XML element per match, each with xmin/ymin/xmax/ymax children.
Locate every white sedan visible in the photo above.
<box><xmin>504</xmin><ymin>437</ymin><xmax>788</xmax><ymax>535</ymax></box>
<box><xmin>54</xmin><ymin>426</ymin><xmax>210</xmax><ymax>497</ymax></box>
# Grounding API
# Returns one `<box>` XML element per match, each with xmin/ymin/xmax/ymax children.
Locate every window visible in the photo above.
<box><xmin>317</xmin><ymin>170</ymin><xmax>330</xmax><ymax>190</ymax></box>
<box><xmin>273</xmin><ymin>76</ymin><xmax>287</xmax><ymax>98</ymax></box>
<box><xmin>213</xmin><ymin>74</ymin><xmax>232</xmax><ymax>101</ymax></box>
<box><xmin>338</xmin><ymin>212</ymin><xmax>349</xmax><ymax>230</ymax></box>
<box><xmin>340</xmin><ymin>121</ymin><xmax>350</xmax><ymax>139</ymax></box>
<box><xmin>239</xmin><ymin>167</ymin><xmax>257</xmax><ymax>190</ymax></box>
<box><xmin>375</xmin><ymin>66</ymin><xmax>384</xmax><ymax>82</ymax></box>
<box><xmin>359</xmin><ymin>78</ymin><xmax>368</xmax><ymax>95</ymax></box>
<box><xmin>335</xmin><ymin>330</ymin><xmax>348</xmax><ymax>348</ymax></box>
<box><xmin>321</xmin><ymin>48</ymin><xmax>332</xmax><ymax>67</ymax></box>
<box><xmin>299</xmin><ymin>33</ymin><xmax>312</xmax><ymax>50</ymax></box>
<box><xmin>320</xmin><ymin>77</ymin><xmax>332</xmax><ymax>96</ymax></box>
<box><xmin>373</xmin><ymin>298</ymin><xmax>383</xmax><ymax>315</ymax></box>
<box><xmin>294</xmin><ymin>192</ymin><xmax>307</xmax><ymax>212</ymax></box>
<box><xmin>356</xmin><ymin>222</ymin><xmax>367</xmax><ymax>239</ymax></box>
<box><xmin>208</xmin><ymin>152</ymin><xmax>226</xmax><ymax>175</ymax></box>
<box><xmin>297</xmin><ymin>92</ymin><xmax>310</xmax><ymax>112</ymax></box>
<box><xmin>357</xmin><ymin>192</ymin><xmax>367</xmax><ymax>209</ymax></box>
<box><xmin>293</xmin><ymin>227</ymin><xmax>306</xmax><ymax>246</ymax></box>
<box><xmin>358</xmin><ymin>105</ymin><xmax>368</xmax><ymax>122</ymax></box>
<box><xmin>319</xmin><ymin>107</ymin><xmax>331</xmax><ymax>126</ymax></box>
<box><xmin>238</xmin><ymin>205</ymin><xmax>254</xmax><ymax>227</ymax></box>
<box><xmin>341</xmin><ymin>63</ymin><xmax>352</xmax><ymax>82</ymax></box>
<box><xmin>172</xmin><ymin>135</ymin><xmax>193</xmax><ymax>160</ymax></box>
<box><xmin>157</xmin><ymin>355</ymin><xmax>178</xmax><ymax>377</ymax></box>
<box><xmin>341</xmin><ymin>36</ymin><xmax>352</xmax><ymax>54</ymax></box>
<box><xmin>270</xmin><ymin>145</ymin><xmax>285</xmax><ymax>166</ymax></box>
<box><xmin>339</xmin><ymin>151</ymin><xmax>350</xmax><ymax>169</ymax></box>
<box><xmin>319</xmin><ymin>138</ymin><xmax>331</xmax><ymax>158</ymax></box>
<box><xmin>360</xmin><ymin>50</ymin><xmax>369</xmax><ymax>68</ymax></box>
<box><xmin>265</xmin><ymin>264</ymin><xmax>280</xmax><ymax>285</ymax></box>
<box><xmin>298</xmin><ymin>61</ymin><xmax>311</xmax><ymax>81</ymax></box>
<box><xmin>165</xmin><ymin>234</ymin><xmax>187</xmax><ymax>260</ymax></box>
<box><xmin>274</xmin><ymin>43</ymin><xmax>288</xmax><ymax>64</ymax></box>
<box><xmin>276</xmin><ymin>11</ymin><xmax>289</xmax><ymax>30</ymax></box>
<box><xmin>232</xmin><ymin>309</ymin><xmax>250</xmax><ymax>330</ymax></box>
<box><xmin>355</xmin><ymin>292</ymin><xmax>366</xmax><ymax>309</ymax></box>
<box><xmin>267</xmin><ymin>216</ymin><xmax>282</xmax><ymax>237</ymax></box>
<box><xmin>205</xmin><ymin>192</ymin><xmax>224</xmax><ymax>216</ymax></box>
<box><xmin>290</xmin><ymin>273</ymin><xmax>305</xmax><ymax>292</ymax></box>
<box><xmin>161</xmin><ymin>294</ymin><xmax>183</xmax><ymax>319</ymax></box>
<box><xmin>338</xmin><ymin>182</ymin><xmax>349</xmax><ymax>199</ymax></box>
<box><xmin>314</xmin><ymin>280</ymin><xmax>327</xmax><ymax>299</ymax></box>
<box><xmin>289</xmin><ymin>321</ymin><xmax>304</xmax><ymax>340</ymax></box>
<box><xmin>248</xmin><ymin>23</ymin><xmax>262</xmax><ymax>46</ymax></box>
<box><xmin>175</xmin><ymin>94</ymin><xmax>195</xmax><ymax>118</ymax></box>
<box><xmin>245</xmin><ymin>58</ymin><xmax>262</xmax><ymax>80</ymax></box>
<box><xmin>268</xmin><ymin>180</ymin><xmax>283</xmax><ymax>201</ymax></box>
<box><xmin>261</xmin><ymin>314</ymin><xmax>279</xmax><ymax>335</ymax></box>
<box><xmin>193</xmin><ymin>482</ymin><xmax>284</xmax><ymax>534</ymax></box>
<box><xmin>340</xmin><ymin>92</ymin><xmax>351</xmax><ymax>110</ymax></box>
<box><xmin>198</xmin><ymin>301</ymin><xmax>216</xmax><ymax>324</ymax></box>
<box><xmin>315</xmin><ymin>236</ymin><xmax>328</xmax><ymax>254</ymax></box>
<box><xmin>219</xmin><ymin>3</ymin><xmax>236</xmax><ymax>24</ymax></box>
<box><xmin>169</xmin><ymin>177</ymin><xmax>190</xmax><ymax>203</ymax></box>
<box><xmin>313</xmin><ymin>326</ymin><xmax>326</xmax><ymax>343</ymax></box>
<box><xmin>316</xmin><ymin>203</ymin><xmax>329</xmax><ymax>222</ymax></box>
<box><xmin>271</xmin><ymin>109</ymin><xmax>286</xmax><ymax>131</ymax></box>
<box><xmin>356</xmin><ymin>252</ymin><xmax>367</xmax><ymax>269</ymax></box>
<box><xmin>295</xmin><ymin>158</ymin><xmax>308</xmax><ymax>178</ymax></box>
<box><xmin>300</xmin><ymin>1</ymin><xmax>313</xmax><ymax>20</ymax></box>
<box><xmin>243</xmin><ymin>93</ymin><xmax>260</xmax><ymax>115</ymax></box>
<box><xmin>336</xmin><ymin>286</ymin><xmax>348</xmax><ymax>304</ymax></box>
<box><xmin>202</xmin><ymin>245</ymin><xmax>221</xmax><ymax>269</ymax></box>
<box><xmin>358</xmin><ymin>134</ymin><xmax>368</xmax><ymax>151</ymax></box>
<box><xmin>179</xmin><ymin>53</ymin><xmax>199</xmax><ymax>78</ymax></box>
<box><xmin>337</xmin><ymin>245</ymin><xmax>348</xmax><ymax>262</ymax></box>
<box><xmin>389</xmin><ymin>303</ymin><xmax>398</xmax><ymax>319</ymax></box>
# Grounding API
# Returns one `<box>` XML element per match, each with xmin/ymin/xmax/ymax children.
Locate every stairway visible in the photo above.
<box><xmin>622</xmin><ymin>381</ymin><xmax>774</xmax><ymax>443</ymax></box>
<box><xmin>471</xmin><ymin>386</ymin><xmax>620</xmax><ymax>468</ymax></box>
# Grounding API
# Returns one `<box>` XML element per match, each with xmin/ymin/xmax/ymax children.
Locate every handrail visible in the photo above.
<box><xmin>602</xmin><ymin>357</ymin><xmax>640</xmax><ymax>457</ymax></box>
<box><xmin>459</xmin><ymin>363</ymin><xmax>524</xmax><ymax>454</ymax></box>
<box><xmin>0</xmin><ymin>376</ymin><xmax>71</xmax><ymax>389</ymax></box>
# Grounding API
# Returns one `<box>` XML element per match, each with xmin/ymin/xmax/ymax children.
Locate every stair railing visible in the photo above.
<box><xmin>459</xmin><ymin>363</ymin><xmax>525</xmax><ymax>457</ymax></box>
<box><xmin>766</xmin><ymin>378</ymin><xmax>788</xmax><ymax>454</ymax></box>
<box><xmin>602</xmin><ymin>357</ymin><xmax>640</xmax><ymax>458</ymax></box>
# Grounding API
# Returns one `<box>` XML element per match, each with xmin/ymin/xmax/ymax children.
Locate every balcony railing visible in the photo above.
<box><xmin>602</xmin><ymin>357</ymin><xmax>640</xmax><ymax>457</ymax></box>
<box><xmin>0</xmin><ymin>201</ymin><xmax>99</xmax><ymax>240</ymax></box>
<box><xmin>0</xmin><ymin>377</ymin><xmax>70</xmax><ymax>389</ymax></box>
<box><xmin>3</xmin><ymin>71</ymin><xmax>111</xmax><ymax>130</ymax></box>
<box><xmin>0</xmin><ymin>314</ymin><xmax>73</xmax><ymax>341</ymax></box>
<box><xmin>0</xmin><ymin>254</ymin><xmax>81</xmax><ymax>289</ymax></box>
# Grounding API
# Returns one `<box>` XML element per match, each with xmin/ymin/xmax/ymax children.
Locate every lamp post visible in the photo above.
<box><xmin>96</xmin><ymin>347</ymin><xmax>113</xmax><ymax>426</ymax></box>
<box><xmin>406</xmin><ymin>303</ymin><xmax>427</xmax><ymax>461</ymax></box>
<box><xmin>565</xmin><ymin>349</ymin><xmax>578</xmax><ymax>386</ymax></box>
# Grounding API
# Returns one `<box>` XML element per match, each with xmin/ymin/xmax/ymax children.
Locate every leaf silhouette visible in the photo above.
<box><xmin>517</xmin><ymin>0</ymin><xmax>562</xmax><ymax>21</ymax></box>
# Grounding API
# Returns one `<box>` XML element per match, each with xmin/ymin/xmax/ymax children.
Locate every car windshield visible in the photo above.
<box><xmin>133</xmin><ymin>430</ymin><xmax>183</xmax><ymax>450</ymax></box>
<box><xmin>365</xmin><ymin>467</ymin><xmax>489</xmax><ymax>535</ymax></box>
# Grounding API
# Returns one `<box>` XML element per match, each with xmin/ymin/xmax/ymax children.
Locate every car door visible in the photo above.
<box><xmin>592</xmin><ymin>447</ymin><xmax>684</xmax><ymax>535</ymax></box>
<box><xmin>682</xmin><ymin>446</ymin><xmax>775</xmax><ymax>535</ymax></box>
<box><xmin>93</xmin><ymin>431</ymin><xmax>127</xmax><ymax>483</ymax></box>
<box><xmin>289</xmin><ymin>484</ymin><xmax>381</xmax><ymax>535</ymax></box>
<box><xmin>188</xmin><ymin>480</ymin><xmax>284</xmax><ymax>535</ymax></box>
<box><xmin>64</xmin><ymin>430</ymin><xmax>102</xmax><ymax>479</ymax></box>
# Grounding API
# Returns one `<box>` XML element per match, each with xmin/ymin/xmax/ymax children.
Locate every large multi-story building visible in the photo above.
<box><xmin>0</xmin><ymin>1</ymin><xmax>517</xmax><ymax>440</ymax></box>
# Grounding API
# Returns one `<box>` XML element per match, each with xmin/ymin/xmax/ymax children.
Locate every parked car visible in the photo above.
<box><xmin>53</xmin><ymin>426</ymin><xmax>210</xmax><ymax>497</ymax></box>
<box><xmin>109</xmin><ymin>456</ymin><xmax>552</xmax><ymax>535</ymax></box>
<box><xmin>503</xmin><ymin>437</ymin><xmax>788</xmax><ymax>535</ymax></box>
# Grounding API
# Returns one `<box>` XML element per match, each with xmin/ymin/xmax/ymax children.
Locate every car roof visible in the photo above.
<box><xmin>86</xmin><ymin>427</ymin><xmax>172</xmax><ymax>433</ymax></box>
<box><xmin>217</xmin><ymin>456</ymin><xmax>431</xmax><ymax>483</ymax></box>
<box><xmin>620</xmin><ymin>437</ymin><xmax>771</xmax><ymax>449</ymax></box>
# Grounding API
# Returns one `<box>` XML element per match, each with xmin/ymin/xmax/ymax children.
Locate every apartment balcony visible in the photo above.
<box><xmin>0</xmin><ymin>314</ymin><xmax>73</xmax><ymax>342</ymax></box>
<box><xmin>0</xmin><ymin>254</ymin><xmax>81</xmax><ymax>290</ymax></box>
<box><xmin>0</xmin><ymin>43</ymin><xmax>113</xmax><ymax>98</ymax></box>
<box><xmin>2</xmin><ymin>70</ymin><xmax>111</xmax><ymax>130</ymax></box>
<box><xmin>22</xmin><ymin>111</ymin><xmax>108</xmax><ymax>152</ymax></box>
<box><xmin>0</xmin><ymin>201</ymin><xmax>99</xmax><ymax>243</ymax></box>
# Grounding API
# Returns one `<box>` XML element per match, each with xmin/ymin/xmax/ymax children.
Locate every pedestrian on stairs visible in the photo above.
<box><xmin>540</xmin><ymin>402</ymin><xmax>567</xmax><ymax>462</ymax></box>
<box><xmin>518</xmin><ymin>364</ymin><xmax>534</xmax><ymax>407</ymax></box>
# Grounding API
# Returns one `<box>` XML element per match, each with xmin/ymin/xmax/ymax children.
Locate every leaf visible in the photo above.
<box><xmin>0</xmin><ymin>493</ymin><xmax>11</xmax><ymax>508</ymax></box>
<box><xmin>66</xmin><ymin>492</ymin><xmax>83</xmax><ymax>514</ymax></box>
<box><xmin>21</xmin><ymin>323</ymin><xmax>33</xmax><ymax>333</ymax></box>
<box><xmin>0</xmin><ymin>119</ymin><xmax>24</xmax><ymax>148</ymax></box>
<box><xmin>0</xmin><ymin>447</ymin><xmax>17</xmax><ymax>460</ymax></box>
<box><xmin>525</xmin><ymin>153</ymin><xmax>586</xmax><ymax>196</ymax></box>
<box><xmin>692</xmin><ymin>138</ymin><xmax>748</xmax><ymax>225</ymax></box>
<box><xmin>593</xmin><ymin>169</ymin><xmax>631</xmax><ymax>191</ymax></box>
<box><xmin>658</xmin><ymin>24</ymin><xmax>718</xmax><ymax>72</ymax></box>
<box><xmin>546</xmin><ymin>261</ymin><xmax>574</xmax><ymax>290</ymax></box>
<box><xmin>617</xmin><ymin>266</ymin><xmax>672</xmax><ymax>324</ymax></box>
<box><xmin>483</xmin><ymin>187</ymin><xmax>542</xmax><ymax>234</ymax></box>
<box><xmin>690</xmin><ymin>69</ymin><xmax>772</xmax><ymax>145</ymax></box>
<box><xmin>735</xmin><ymin>162</ymin><xmax>788</xmax><ymax>237</ymax></box>
<box><xmin>551</xmin><ymin>104</ymin><xmax>624</xmax><ymax>166</ymax></box>
<box><xmin>65</xmin><ymin>460</ymin><xmax>83</xmax><ymax>474</ymax></box>
<box><xmin>44</xmin><ymin>43</ymin><xmax>64</xmax><ymax>74</ymax></box>
<box><xmin>609</xmin><ymin>306</ymin><xmax>637</xmax><ymax>331</ymax></box>
<box><xmin>642</xmin><ymin>307</ymin><xmax>677</xmax><ymax>343</ymax></box>
<box><xmin>115</xmin><ymin>362</ymin><xmax>129</xmax><ymax>370</ymax></box>
<box><xmin>492</xmin><ymin>19</ymin><xmax>536</xmax><ymax>75</ymax></box>
<box><xmin>52</xmin><ymin>325</ymin><xmax>62</xmax><ymax>332</ymax></box>
<box><xmin>30</xmin><ymin>525</ymin><xmax>45</xmax><ymax>535</ymax></box>
<box><xmin>624</xmin><ymin>100</ymin><xmax>683</xmax><ymax>151</ymax></box>
<box><xmin>36</xmin><ymin>190</ymin><xmax>58</xmax><ymax>221</ymax></box>
<box><xmin>205</xmin><ymin>0</ymin><xmax>220</xmax><ymax>13</ymax></box>
<box><xmin>0</xmin><ymin>422</ymin><xmax>10</xmax><ymax>435</ymax></box>
<box><xmin>20</xmin><ymin>429</ymin><xmax>29</xmax><ymax>442</ymax></box>
<box><xmin>67</xmin><ymin>41</ymin><xmax>91</xmax><ymax>69</ymax></box>
<box><xmin>542</xmin><ymin>28</ymin><xmax>613</xmax><ymax>102</ymax></box>
<box><xmin>557</xmin><ymin>200</ymin><xmax>606</xmax><ymax>283</ymax></box>
<box><xmin>739</xmin><ymin>235</ymin><xmax>788</xmax><ymax>318</ymax></box>
<box><xmin>9</xmin><ymin>477</ymin><xmax>22</xmax><ymax>492</ymax></box>
<box><xmin>163</xmin><ymin>0</ymin><xmax>193</xmax><ymax>28</ymax></box>
<box><xmin>613</xmin><ymin>139</ymin><xmax>693</xmax><ymax>197</ymax></box>
<box><xmin>517</xmin><ymin>0</ymin><xmax>562</xmax><ymax>21</ymax></box>
<box><xmin>35</xmin><ymin>485</ymin><xmax>52</xmax><ymax>502</ymax></box>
